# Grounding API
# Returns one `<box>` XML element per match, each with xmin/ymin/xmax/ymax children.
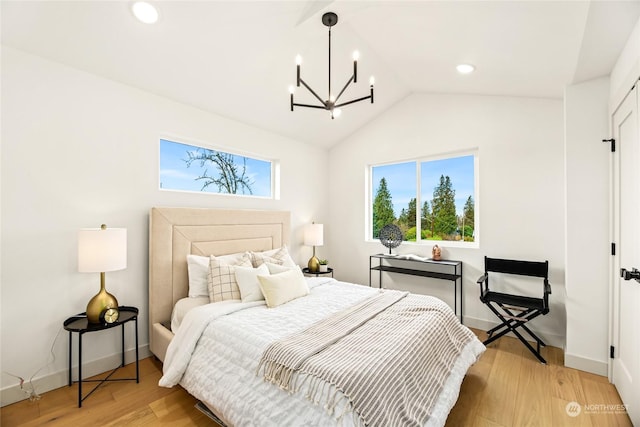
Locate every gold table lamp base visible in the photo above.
<box><xmin>86</xmin><ymin>272</ymin><xmax>118</xmax><ymax>323</ymax></box>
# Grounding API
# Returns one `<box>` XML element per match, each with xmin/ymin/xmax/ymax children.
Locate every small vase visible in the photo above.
<box><xmin>432</xmin><ymin>245</ymin><xmax>442</xmax><ymax>261</ymax></box>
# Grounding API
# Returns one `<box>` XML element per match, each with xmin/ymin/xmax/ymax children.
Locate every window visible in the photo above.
<box><xmin>159</xmin><ymin>138</ymin><xmax>274</xmax><ymax>198</ymax></box>
<box><xmin>370</xmin><ymin>152</ymin><xmax>477</xmax><ymax>245</ymax></box>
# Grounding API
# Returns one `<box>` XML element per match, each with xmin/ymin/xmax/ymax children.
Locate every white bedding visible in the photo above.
<box><xmin>160</xmin><ymin>278</ymin><xmax>484</xmax><ymax>427</ymax></box>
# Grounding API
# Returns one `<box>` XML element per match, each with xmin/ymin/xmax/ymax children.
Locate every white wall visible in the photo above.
<box><xmin>0</xmin><ymin>47</ymin><xmax>329</xmax><ymax>405</ymax></box>
<box><xmin>563</xmin><ymin>15</ymin><xmax>640</xmax><ymax>377</ymax></box>
<box><xmin>564</xmin><ymin>77</ymin><xmax>611</xmax><ymax>375</ymax></box>
<box><xmin>328</xmin><ymin>93</ymin><xmax>566</xmax><ymax>345</ymax></box>
<box><xmin>610</xmin><ymin>15</ymin><xmax>640</xmax><ymax>110</ymax></box>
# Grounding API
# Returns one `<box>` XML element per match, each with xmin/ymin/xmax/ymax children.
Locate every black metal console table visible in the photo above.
<box><xmin>369</xmin><ymin>254</ymin><xmax>463</xmax><ymax>322</ymax></box>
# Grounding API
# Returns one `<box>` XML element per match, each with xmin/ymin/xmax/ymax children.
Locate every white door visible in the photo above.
<box><xmin>611</xmin><ymin>83</ymin><xmax>640</xmax><ymax>425</ymax></box>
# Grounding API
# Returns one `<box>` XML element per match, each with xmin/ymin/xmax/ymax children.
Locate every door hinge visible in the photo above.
<box><xmin>602</xmin><ymin>138</ymin><xmax>615</xmax><ymax>152</ymax></box>
<box><xmin>610</xmin><ymin>345</ymin><xmax>615</xmax><ymax>359</ymax></box>
<box><xmin>612</xmin><ymin>242</ymin><xmax>616</xmax><ymax>256</ymax></box>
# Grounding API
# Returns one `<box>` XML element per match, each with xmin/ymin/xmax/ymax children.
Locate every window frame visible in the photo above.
<box><xmin>367</xmin><ymin>149</ymin><xmax>479</xmax><ymax>248</ymax></box>
<box><xmin>159</xmin><ymin>136</ymin><xmax>278</xmax><ymax>200</ymax></box>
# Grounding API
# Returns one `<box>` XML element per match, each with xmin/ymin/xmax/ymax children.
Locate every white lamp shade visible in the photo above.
<box><xmin>304</xmin><ymin>223</ymin><xmax>324</xmax><ymax>246</ymax></box>
<box><xmin>78</xmin><ymin>227</ymin><xmax>127</xmax><ymax>272</ymax></box>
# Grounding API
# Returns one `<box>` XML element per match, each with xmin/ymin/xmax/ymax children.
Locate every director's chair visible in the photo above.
<box><xmin>477</xmin><ymin>256</ymin><xmax>551</xmax><ymax>364</ymax></box>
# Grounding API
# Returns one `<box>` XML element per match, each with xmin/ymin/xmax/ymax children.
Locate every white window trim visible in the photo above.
<box><xmin>158</xmin><ymin>134</ymin><xmax>279</xmax><ymax>200</ymax></box>
<box><xmin>367</xmin><ymin>149</ymin><xmax>479</xmax><ymax>249</ymax></box>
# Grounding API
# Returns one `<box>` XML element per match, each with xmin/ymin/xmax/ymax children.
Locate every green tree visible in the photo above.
<box><xmin>372</xmin><ymin>177</ymin><xmax>396</xmax><ymax>238</ymax></box>
<box><xmin>407</xmin><ymin>198</ymin><xmax>417</xmax><ymax>229</ymax></box>
<box><xmin>184</xmin><ymin>148</ymin><xmax>254</xmax><ymax>194</ymax></box>
<box><xmin>462</xmin><ymin>195</ymin><xmax>474</xmax><ymax>239</ymax></box>
<box><xmin>398</xmin><ymin>207</ymin><xmax>408</xmax><ymax>230</ymax></box>
<box><xmin>432</xmin><ymin>175</ymin><xmax>457</xmax><ymax>236</ymax></box>
<box><xmin>397</xmin><ymin>198</ymin><xmax>416</xmax><ymax>235</ymax></box>
<box><xmin>421</xmin><ymin>200</ymin><xmax>433</xmax><ymax>238</ymax></box>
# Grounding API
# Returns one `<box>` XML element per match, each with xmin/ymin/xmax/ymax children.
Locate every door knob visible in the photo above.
<box><xmin>620</xmin><ymin>268</ymin><xmax>640</xmax><ymax>283</ymax></box>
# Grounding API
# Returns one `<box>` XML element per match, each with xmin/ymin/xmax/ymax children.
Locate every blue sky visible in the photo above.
<box><xmin>372</xmin><ymin>155</ymin><xmax>475</xmax><ymax>217</ymax></box>
<box><xmin>159</xmin><ymin>139</ymin><xmax>272</xmax><ymax>197</ymax></box>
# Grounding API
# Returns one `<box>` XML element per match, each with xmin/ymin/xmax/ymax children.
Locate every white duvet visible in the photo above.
<box><xmin>160</xmin><ymin>278</ymin><xmax>484</xmax><ymax>427</ymax></box>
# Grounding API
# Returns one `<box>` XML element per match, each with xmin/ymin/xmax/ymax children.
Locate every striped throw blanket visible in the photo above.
<box><xmin>258</xmin><ymin>290</ymin><xmax>477</xmax><ymax>427</ymax></box>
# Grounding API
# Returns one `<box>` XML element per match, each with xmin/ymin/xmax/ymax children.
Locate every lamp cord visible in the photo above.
<box><xmin>2</xmin><ymin>326</ymin><xmax>64</xmax><ymax>401</ymax></box>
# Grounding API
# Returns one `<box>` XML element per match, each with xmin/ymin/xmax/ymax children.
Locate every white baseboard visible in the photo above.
<box><xmin>464</xmin><ymin>317</ymin><xmax>609</xmax><ymax>376</ymax></box>
<box><xmin>0</xmin><ymin>344</ymin><xmax>151</xmax><ymax>407</ymax></box>
<box><xmin>564</xmin><ymin>353</ymin><xmax>608</xmax><ymax>376</ymax></box>
<box><xmin>463</xmin><ymin>315</ymin><xmax>565</xmax><ymax>350</ymax></box>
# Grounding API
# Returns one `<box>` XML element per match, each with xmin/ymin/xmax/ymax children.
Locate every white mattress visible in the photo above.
<box><xmin>160</xmin><ymin>278</ymin><xmax>484</xmax><ymax>427</ymax></box>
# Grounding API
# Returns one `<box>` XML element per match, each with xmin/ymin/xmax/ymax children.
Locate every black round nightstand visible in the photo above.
<box><xmin>64</xmin><ymin>305</ymin><xmax>139</xmax><ymax>407</ymax></box>
<box><xmin>302</xmin><ymin>267</ymin><xmax>334</xmax><ymax>278</ymax></box>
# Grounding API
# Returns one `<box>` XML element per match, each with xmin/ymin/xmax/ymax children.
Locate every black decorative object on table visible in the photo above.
<box><xmin>379</xmin><ymin>224</ymin><xmax>403</xmax><ymax>254</ymax></box>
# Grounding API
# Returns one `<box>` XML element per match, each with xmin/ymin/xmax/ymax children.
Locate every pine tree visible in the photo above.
<box><xmin>432</xmin><ymin>175</ymin><xmax>457</xmax><ymax>236</ymax></box>
<box><xmin>462</xmin><ymin>195</ymin><xmax>474</xmax><ymax>239</ymax></box>
<box><xmin>372</xmin><ymin>177</ymin><xmax>396</xmax><ymax>238</ymax></box>
<box><xmin>421</xmin><ymin>200</ymin><xmax>432</xmax><ymax>238</ymax></box>
<box><xmin>407</xmin><ymin>198</ymin><xmax>417</xmax><ymax>229</ymax></box>
<box><xmin>398</xmin><ymin>208</ymin><xmax>408</xmax><ymax>229</ymax></box>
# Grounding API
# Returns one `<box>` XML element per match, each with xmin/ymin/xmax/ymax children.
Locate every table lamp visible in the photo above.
<box><xmin>78</xmin><ymin>224</ymin><xmax>127</xmax><ymax>323</ymax></box>
<box><xmin>304</xmin><ymin>222</ymin><xmax>323</xmax><ymax>272</ymax></box>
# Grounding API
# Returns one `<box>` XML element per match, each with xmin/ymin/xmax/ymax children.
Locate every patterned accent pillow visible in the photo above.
<box><xmin>251</xmin><ymin>246</ymin><xmax>294</xmax><ymax>267</ymax></box>
<box><xmin>207</xmin><ymin>253</ymin><xmax>253</xmax><ymax>302</ymax></box>
<box><xmin>251</xmin><ymin>252</ymin><xmax>284</xmax><ymax>268</ymax></box>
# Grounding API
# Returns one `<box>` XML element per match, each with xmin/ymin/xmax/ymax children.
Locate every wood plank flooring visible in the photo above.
<box><xmin>1</xmin><ymin>329</ymin><xmax>632</xmax><ymax>427</ymax></box>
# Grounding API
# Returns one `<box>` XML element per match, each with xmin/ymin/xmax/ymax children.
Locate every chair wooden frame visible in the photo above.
<box><xmin>477</xmin><ymin>256</ymin><xmax>551</xmax><ymax>364</ymax></box>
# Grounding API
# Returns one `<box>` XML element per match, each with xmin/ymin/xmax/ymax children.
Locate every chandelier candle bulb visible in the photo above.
<box><xmin>289</xmin><ymin>88</ymin><xmax>294</xmax><ymax>111</ymax></box>
<box><xmin>370</xmin><ymin>76</ymin><xmax>375</xmax><ymax>102</ymax></box>
<box><xmin>353</xmin><ymin>51</ymin><xmax>359</xmax><ymax>83</ymax></box>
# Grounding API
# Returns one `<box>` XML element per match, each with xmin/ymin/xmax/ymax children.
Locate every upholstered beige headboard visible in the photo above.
<box><xmin>148</xmin><ymin>207</ymin><xmax>290</xmax><ymax>361</ymax></box>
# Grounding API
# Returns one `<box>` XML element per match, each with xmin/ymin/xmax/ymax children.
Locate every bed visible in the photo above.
<box><xmin>149</xmin><ymin>207</ymin><xmax>485</xmax><ymax>427</ymax></box>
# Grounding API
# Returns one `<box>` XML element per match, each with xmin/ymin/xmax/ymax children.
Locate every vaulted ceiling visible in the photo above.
<box><xmin>2</xmin><ymin>1</ymin><xmax>639</xmax><ymax>147</ymax></box>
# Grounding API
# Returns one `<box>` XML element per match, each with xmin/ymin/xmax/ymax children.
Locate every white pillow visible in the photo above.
<box><xmin>208</xmin><ymin>253</ymin><xmax>253</xmax><ymax>302</ymax></box>
<box><xmin>265</xmin><ymin>262</ymin><xmax>299</xmax><ymax>275</ymax></box>
<box><xmin>171</xmin><ymin>296</ymin><xmax>209</xmax><ymax>332</ymax></box>
<box><xmin>187</xmin><ymin>255</ymin><xmax>209</xmax><ymax>297</ymax></box>
<box><xmin>235</xmin><ymin>264</ymin><xmax>269</xmax><ymax>302</ymax></box>
<box><xmin>251</xmin><ymin>245</ymin><xmax>296</xmax><ymax>268</ymax></box>
<box><xmin>187</xmin><ymin>252</ymin><xmax>251</xmax><ymax>298</ymax></box>
<box><xmin>257</xmin><ymin>268</ymin><xmax>309</xmax><ymax>308</ymax></box>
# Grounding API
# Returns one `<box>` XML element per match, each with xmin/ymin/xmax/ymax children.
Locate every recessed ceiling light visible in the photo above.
<box><xmin>132</xmin><ymin>2</ymin><xmax>159</xmax><ymax>24</ymax></box>
<box><xmin>456</xmin><ymin>64</ymin><xmax>475</xmax><ymax>74</ymax></box>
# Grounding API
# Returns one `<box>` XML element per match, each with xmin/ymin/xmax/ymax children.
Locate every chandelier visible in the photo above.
<box><xmin>289</xmin><ymin>12</ymin><xmax>374</xmax><ymax>119</ymax></box>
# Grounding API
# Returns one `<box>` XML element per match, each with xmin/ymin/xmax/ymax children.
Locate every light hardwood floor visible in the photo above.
<box><xmin>1</xmin><ymin>329</ymin><xmax>632</xmax><ymax>427</ymax></box>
